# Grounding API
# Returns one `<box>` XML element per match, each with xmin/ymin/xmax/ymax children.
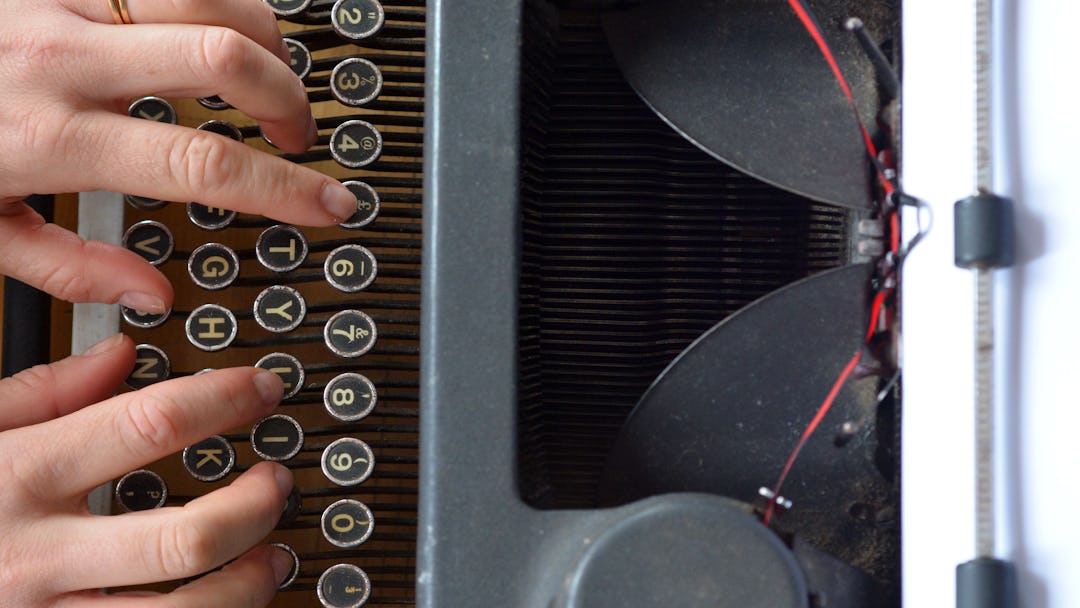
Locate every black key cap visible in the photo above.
<box><xmin>115</xmin><ymin>469</ymin><xmax>168</xmax><ymax>512</ymax></box>
<box><xmin>182</xmin><ymin>435</ymin><xmax>236</xmax><ymax>482</ymax></box>
<box><xmin>126</xmin><ymin>344</ymin><xmax>170</xmax><ymax>389</ymax></box>
<box><xmin>329</xmin><ymin>120</ymin><xmax>382</xmax><ymax>169</ymax></box>
<box><xmin>251</xmin><ymin>414</ymin><xmax>304</xmax><ymax>462</ymax></box>
<box><xmin>320</xmin><ymin>499</ymin><xmax>374</xmax><ymax>548</ymax></box>
<box><xmin>324</xmin><ymin>309</ymin><xmax>377</xmax><ymax>358</ymax></box>
<box><xmin>323</xmin><ymin>372</ymin><xmax>377</xmax><ymax>422</ymax></box>
<box><xmin>122</xmin><ymin>220</ymin><xmax>174</xmax><ymax>266</ymax></box>
<box><xmin>321</xmin><ymin>437</ymin><xmax>375</xmax><ymax>487</ymax></box>
<box><xmin>188</xmin><ymin>243</ymin><xmax>240</xmax><ymax>290</ymax></box>
<box><xmin>185</xmin><ymin>304</ymin><xmax>238</xmax><ymax>352</ymax></box>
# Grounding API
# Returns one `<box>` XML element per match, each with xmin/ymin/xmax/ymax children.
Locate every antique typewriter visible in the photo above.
<box><xmin>1</xmin><ymin>0</ymin><xmax>904</xmax><ymax>606</ymax></box>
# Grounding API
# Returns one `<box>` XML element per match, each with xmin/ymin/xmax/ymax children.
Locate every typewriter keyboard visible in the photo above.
<box><xmin>113</xmin><ymin>1</ymin><xmax>423</xmax><ymax>606</ymax></box>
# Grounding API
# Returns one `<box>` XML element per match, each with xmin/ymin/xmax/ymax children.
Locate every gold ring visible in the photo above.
<box><xmin>108</xmin><ymin>0</ymin><xmax>133</xmax><ymax>24</ymax></box>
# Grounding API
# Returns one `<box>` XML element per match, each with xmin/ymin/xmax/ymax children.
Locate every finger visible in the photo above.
<box><xmin>56</xmin><ymin>546</ymin><xmax>291</xmax><ymax>608</ymax></box>
<box><xmin>82</xmin><ymin>23</ymin><xmax>315</xmax><ymax>152</ymax></box>
<box><xmin>0</xmin><ymin>334</ymin><xmax>133</xmax><ymax>432</ymax></box>
<box><xmin>53</xmin><ymin>112</ymin><xmax>357</xmax><ymax>225</ymax></box>
<box><xmin>55</xmin><ymin>463</ymin><xmax>291</xmax><ymax>591</ymax></box>
<box><xmin>61</xmin><ymin>0</ymin><xmax>289</xmax><ymax>64</ymax></box>
<box><xmin>7</xmin><ymin>368</ymin><xmax>283</xmax><ymax>498</ymax></box>
<box><xmin>0</xmin><ymin>204</ymin><xmax>172</xmax><ymax>311</ymax></box>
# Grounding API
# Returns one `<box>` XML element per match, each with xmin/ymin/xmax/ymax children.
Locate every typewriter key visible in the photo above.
<box><xmin>251</xmin><ymin>414</ymin><xmax>304</xmax><ymax>461</ymax></box>
<box><xmin>122</xmin><ymin>220</ymin><xmax>174</xmax><ymax>266</ymax></box>
<box><xmin>284</xmin><ymin>38</ymin><xmax>312</xmax><ymax>80</ymax></box>
<box><xmin>318</xmin><ymin>563</ymin><xmax>371</xmax><ymax>608</ymax></box>
<box><xmin>331</xmin><ymin>58</ymin><xmax>383</xmax><ymax>107</ymax></box>
<box><xmin>121</xmin><ymin>304</ymin><xmax>171</xmax><ymax>329</ymax></box>
<box><xmin>128</xmin><ymin>96</ymin><xmax>177</xmax><ymax>124</ymax></box>
<box><xmin>324</xmin><ymin>244</ymin><xmax>377</xmax><ymax>293</ymax></box>
<box><xmin>255</xmin><ymin>352</ymin><xmax>305</xmax><ymax>399</ymax></box>
<box><xmin>123</xmin><ymin>193</ymin><xmax>167</xmax><ymax>211</ymax></box>
<box><xmin>182</xmin><ymin>435</ymin><xmax>236</xmax><ymax>482</ymax></box>
<box><xmin>320</xmin><ymin>499</ymin><xmax>374</xmax><ymax>548</ymax></box>
<box><xmin>188</xmin><ymin>243</ymin><xmax>240</xmax><ymax>290</ymax></box>
<box><xmin>196</xmin><ymin>96</ymin><xmax>232</xmax><ymax>111</ymax></box>
<box><xmin>339</xmin><ymin>181</ymin><xmax>380</xmax><ymax>229</ymax></box>
<box><xmin>331</xmin><ymin>0</ymin><xmax>385</xmax><ymax>41</ymax></box>
<box><xmin>185</xmin><ymin>304</ymin><xmax>238</xmax><ymax>352</ymax></box>
<box><xmin>256</xmin><ymin>225</ymin><xmax>309</xmax><ymax>273</ymax></box>
<box><xmin>264</xmin><ymin>0</ymin><xmax>311</xmax><ymax>17</ymax></box>
<box><xmin>329</xmin><ymin>119</ymin><xmax>382</xmax><ymax>169</ymax></box>
<box><xmin>254</xmin><ymin>286</ymin><xmax>307</xmax><ymax>333</ymax></box>
<box><xmin>321</xmin><ymin>438</ymin><xmax>375</xmax><ymax>487</ymax></box>
<box><xmin>126</xmin><ymin>344</ymin><xmax>170</xmax><ymax>389</ymax></box>
<box><xmin>187</xmin><ymin>202</ymin><xmax>238</xmax><ymax>231</ymax></box>
<box><xmin>115</xmin><ymin>469</ymin><xmax>168</xmax><ymax>512</ymax></box>
<box><xmin>323</xmin><ymin>373</ymin><xmax>377</xmax><ymax>422</ymax></box>
<box><xmin>270</xmin><ymin>543</ymin><xmax>300</xmax><ymax>590</ymax></box>
<box><xmin>197</xmin><ymin>119</ymin><xmax>243</xmax><ymax>141</ymax></box>
<box><xmin>323</xmin><ymin>310</ymin><xmax>377</xmax><ymax>358</ymax></box>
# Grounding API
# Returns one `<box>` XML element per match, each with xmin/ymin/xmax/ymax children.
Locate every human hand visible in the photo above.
<box><xmin>0</xmin><ymin>0</ymin><xmax>358</xmax><ymax>314</ymax></box>
<box><xmin>0</xmin><ymin>334</ymin><xmax>296</xmax><ymax>606</ymax></box>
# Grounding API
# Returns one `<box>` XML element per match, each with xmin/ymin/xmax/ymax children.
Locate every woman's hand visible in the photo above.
<box><xmin>0</xmin><ymin>335</ymin><xmax>296</xmax><ymax>606</ymax></box>
<box><xmin>0</xmin><ymin>0</ymin><xmax>358</xmax><ymax>314</ymax></box>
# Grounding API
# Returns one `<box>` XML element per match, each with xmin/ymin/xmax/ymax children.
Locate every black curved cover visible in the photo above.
<box><xmin>597</xmin><ymin>263</ymin><xmax>895</xmax><ymax>573</ymax></box>
<box><xmin>603</xmin><ymin>0</ymin><xmax>887</xmax><ymax>208</ymax></box>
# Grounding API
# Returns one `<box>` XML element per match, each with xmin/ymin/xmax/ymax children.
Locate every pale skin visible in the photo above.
<box><xmin>0</xmin><ymin>0</ymin><xmax>352</xmax><ymax>605</ymax></box>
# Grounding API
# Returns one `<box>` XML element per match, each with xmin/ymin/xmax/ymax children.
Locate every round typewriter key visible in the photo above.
<box><xmin>123</xmin><ymin>193</ymin><xmax>168</xmax><ymax>211</ymax></box>
<box><xmin>270</xmin><ymin>543</ymin><xmax>300</xmax><ymax>590</ymax></box>
<box><xmin>265</xmin><ymin>0</ymin><xmax>312</xmax><ymax>17</ymax></box>
<box><xmin>254</xmin><ymin>285</ymin><xmax>307</xmax><ymax>333</ymax></box>
<box><xmin>115</xmin><ymin>469</ymin><xmax>168</xmax><ymax>512</ymax></box>
<box><xmin>122</xmin><ymin>220</ymin><xmax>174</xmax><ymax>266</ymax></box>
<box><xmin>329</xmin><ymin>119</ymin><xmax>382</xmax><ymax>169</ymax></box>
<box><xmin>320</xmin><ymin>499</ymin><xmax>374</xmax><ymax>548</ymax></box>
<box><xmin>121</xmin><ymin>304</ymin><xmax>171</xmax><ymax>329</ymax></box>
<box><xmin>321</xmin><ymin>438</ymin><xmax>375</xmax><ymax>487</ymax></box>
<box><xmin>255</xmin><ymin>352</ymin><xmax>306</xmax><ymax>399</ymax></box>
<box><xmin>182</xmin><ymin>435</ymin><xmax>236</xmax><ymax>482</ymax></box>
<box><xmin>256</xmin><ymin>225</ymin><xmax>309</xmax><ymax>272</ymax></box>
<box><xmin>284</xmin><ymin>38</ymin><xmax>312</xmax><ymax>79</ymax></box>
<box><xmin>185</xmin><ymin>304</ymin><xmax>238</xmax><ymax>352</ymax></box>
<box><xmin>323</xmin><ymin>310</ymin><xmax>377</xmax><ymax>358</ymax></box>
<box><xmin>339</xmin><ymin>181</ymin><xmax>380</xmax><ymax>229</ymax></box>
<box><xmin>187</xmin><ymin>202</ymin><xmax>238</xmax><ymax>231</ymax></box>
<box><xmin>126</xmin><ymin>344</ymin><xmax>170</xmax><ymax>389</ymax></box>
<box><xmin>196</xmin><ymin>96</ymin><xmax>232</xmax><ymax>111</ymax></box>
<box><xmin>188</xmin><ymin>243</ymin><xmax>240</xmax><ymax>290</ymax></box>
<box><xmin>331</xmin><ymin>0</ymin><xmax>385</xmax><ymax>41</ymax></box>
<box><xmin>318</xmin><ymin>563</ymin><xmax>371</xmax><ymax>608</ymax></box>
<box><xmin>323</xmin><ymin>373</ymin><xmax>377</xmax><ymax>422</ymax></box>
<box><xmin>251</xmin><ymin>414</ymin><xmax>304</xmax><ymax>461</ymax></box>
<box><xmin>197</xmin><ymin>119</ymin><xmax>243</xmax><ymax>141</ymax></box>
<box><xmin>324</xmin><ymin>244</ymin><xmax>377</xmax><ymax>293</ymax></box>
<box><xmin>128</xmin><ymin>96</ymin><xmax>177</xmax><ymax>124</ymax></box>
<box><xmin>331</xmin><ymin>58</ymin><xmax>383</xmax><ymax>107</ymax></box>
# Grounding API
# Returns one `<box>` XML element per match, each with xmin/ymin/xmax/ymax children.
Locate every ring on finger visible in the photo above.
<box><xmin>107</xmin><ymin>0</ymin><xmax>134</xmax><ymax>24</ymax></box>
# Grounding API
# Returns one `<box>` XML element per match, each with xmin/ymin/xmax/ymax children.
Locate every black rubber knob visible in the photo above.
<box><xmin>954</xmin><ymin>193</ymin><xmax>1015</xmax><ymax>269</ymax></box>
<box><xmin>956</xmin><ymin>558</ymin><xmax>1018</xmax><ymax>608</ymax></box>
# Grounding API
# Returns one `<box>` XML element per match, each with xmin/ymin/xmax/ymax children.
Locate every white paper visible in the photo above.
<box><xmin>902</xmin><ymin>0</ymin><xmax>1080</xmax><ymax>606</ymax></box>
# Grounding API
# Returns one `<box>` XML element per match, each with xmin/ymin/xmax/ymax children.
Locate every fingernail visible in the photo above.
<box><xmin>272</xmin><ymin>464</ymin><xmax>294</xmax><ymax>497</ymax></box>
<box><xmin>83</xmin><ymin>333</ymin><xmax>124</xmax><ymax>356</ymax></box>
<box><xmin>320</xmin><ymin>181</ymin><xmax>356</xmax><ymax>222</ymax></box>
<box><xmin>270</xmin><ymin>544</ymin><xmax>295</xmax><ymax>587</ymax></box>
<box><xmin>253</xmin><ymin>369</ymin><xmax>284</xmax><ymax>407</ymax></box>
<box><xmin>118</xmin><ymin>292</ymin><xmax>166</xmax><ymax>315</ymax></box>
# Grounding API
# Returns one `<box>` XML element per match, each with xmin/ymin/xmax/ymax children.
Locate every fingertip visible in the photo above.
<box><xmin>269</xmin><ymin>544</ymin><xmax>296</xmax><ymax>587</ymax></box>
<box><xmin>252</xmin><ymin>368</ymin><xmax>284</xmax><ymax>408</ymax></box>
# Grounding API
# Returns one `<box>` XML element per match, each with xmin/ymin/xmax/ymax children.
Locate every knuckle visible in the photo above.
<box><xmin>118</xmin><ymin>392</ymin><xmax>185</xmax><ymax>458</ymax></box>
<box><xmin>198</xmin><ymin>27</ymin><xmax>252</xmax><ymax>83</ymax></box>
<box><xmin>168</xmin><ymin>131</ymin><xmax>236</xmax><ymax>198</ymax></box>
<box><xmin>157</xmin><ymin>517</ymin><xmax>217</xmax><ymax>578</ymax></box>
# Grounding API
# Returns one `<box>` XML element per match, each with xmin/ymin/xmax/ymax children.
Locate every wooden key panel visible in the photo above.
<box><xmin>114</xmin><ymin>2</ymin><xmax>423</xmax><ymax>605</ymax></box>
